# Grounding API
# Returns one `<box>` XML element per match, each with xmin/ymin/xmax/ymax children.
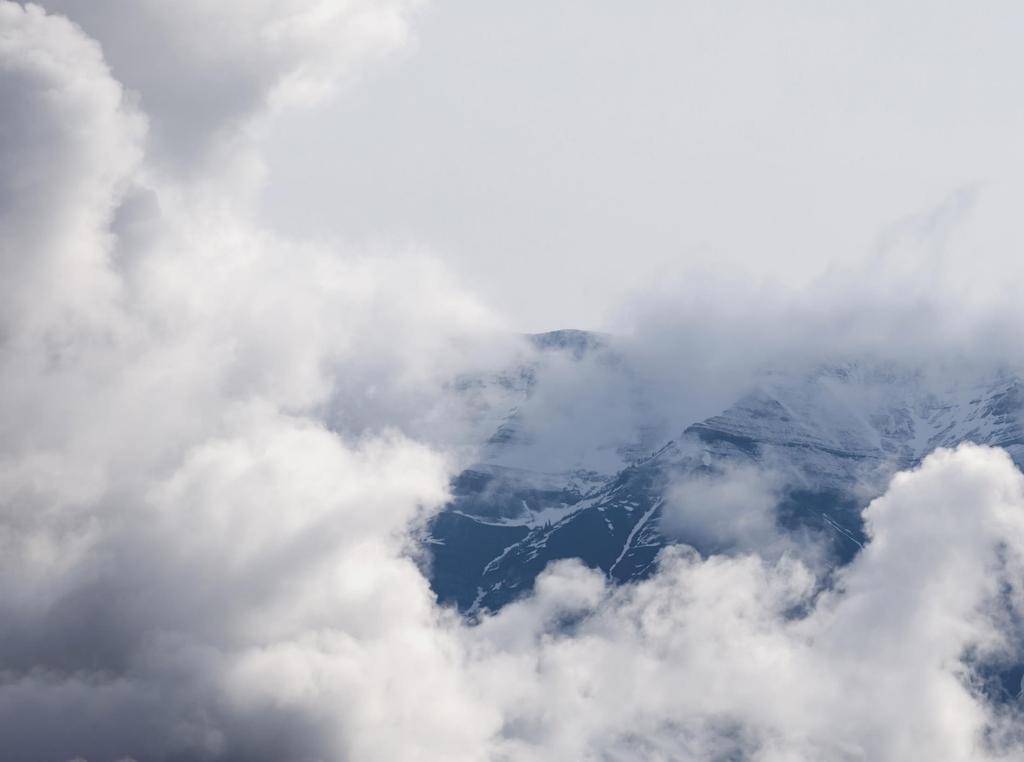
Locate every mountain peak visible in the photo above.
<box><xmin>526</xmin><ymin>329</ymin><xmax>610</xmax><ymax>359</ymax></box>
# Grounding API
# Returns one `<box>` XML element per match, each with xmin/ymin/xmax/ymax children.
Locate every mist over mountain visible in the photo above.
<box><xmin>5</xmin><ymin>2</ymin><xmax>1024</xmax><ymax>761</ymax></box>
<box><xmin>428</xmin><ymin>332</ymin><xmax>1024</xmax><ymax>613</ymax></box>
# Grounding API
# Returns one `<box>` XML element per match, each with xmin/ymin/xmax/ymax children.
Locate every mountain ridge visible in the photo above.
<box><xmin>426</xmin><ymin>331</ymin><xmax>1024</xmax><ymax>613</ymax></box>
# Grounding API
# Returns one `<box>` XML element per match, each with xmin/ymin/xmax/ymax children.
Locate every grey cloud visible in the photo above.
<box><xmin>36</xmin><ymin>0</ymin><xmax>422</xmax><ymax>174</ymax></box>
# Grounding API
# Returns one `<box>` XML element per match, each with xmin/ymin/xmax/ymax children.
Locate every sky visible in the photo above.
<box><xmin>4</xmin><ymin>2</ymin><xmax>1024</xmax><ymax>760</ymax></box>
<box><xmin>259</xmin><ymin>0</ymin><xmax>1024</xmax><ymax>331</ymax></box>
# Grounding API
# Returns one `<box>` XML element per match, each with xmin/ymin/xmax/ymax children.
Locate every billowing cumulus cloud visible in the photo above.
<box><xmin>0</xmin><ymin>4</ymin><xmax>496</xmax><ymax>760</ymax></box>
<box><xmin>472</xmin><ymin>445</ymin><xmax>1024</xmax><ymax>761</ymax></box>
<box><xmin>0</xmin><ymin>2</ymin><xmax>143</xmax><ymax>337</ymax></box>
<box><xmin>3</xmin><ymin>3</ymin><xmax>1024</xmax><ymax>761</ymax></box>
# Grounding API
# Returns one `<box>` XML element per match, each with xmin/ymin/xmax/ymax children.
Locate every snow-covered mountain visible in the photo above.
<box><xmin>426</xmin><ymin>333</ymin><xmax>1024</xmax><ymax>613</ymax></box>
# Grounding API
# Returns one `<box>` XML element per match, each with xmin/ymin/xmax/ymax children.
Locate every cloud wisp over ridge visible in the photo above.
<box><xmin>3</xmin><ymin>3</ymin><xmax>1024</xmax><ymax>761</ymax></box>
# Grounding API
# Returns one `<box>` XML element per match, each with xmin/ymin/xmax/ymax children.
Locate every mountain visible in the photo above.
<box><xmin>426</xmin><ymin>333</ymin><xmax>1024</xmax><ymax>613</ymax></box>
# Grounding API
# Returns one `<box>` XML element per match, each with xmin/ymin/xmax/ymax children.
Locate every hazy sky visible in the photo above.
<box><xmin>261</xmin><ymin>0</ymin><xmax>1024</xmax><ymax>331</ymax></box>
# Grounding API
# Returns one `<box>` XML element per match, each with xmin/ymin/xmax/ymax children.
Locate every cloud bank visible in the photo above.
<box><xmin>471</xmin><ymin>445</ymin><xmax>1024</xmax><ymax>761</ymax></box>
<box><xmin>2</xmin><ymin>3</ymin><xmax>1024</xmax><ymax>761</ymax></box>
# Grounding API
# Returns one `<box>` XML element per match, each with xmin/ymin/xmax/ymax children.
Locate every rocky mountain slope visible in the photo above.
<box><xmin>426</xmin><ymin>333</ymin><xmax>1024</xmax><ymax>613</ymax></box>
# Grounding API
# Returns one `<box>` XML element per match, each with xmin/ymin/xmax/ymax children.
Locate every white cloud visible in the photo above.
<box><xmin>0</xmin><ymin>1</ymin><xmax>144</xmax><ymax>338</ymax></box>
<box><xmin>3</xmin><ymin>3</ymin><xmax>1024</xmax><ymax>761</ymax></box>
<box><xmin>661</xmin><ymin>462</ymin><xmax>785</xmax><ymax>554</ymax></box>
<box><xmin>471</xmin><ymin>445</ymin><xmax>1024</xmax><ymax>761</ymax></box>
<box><xmin>0</xmin><ymin>4</ymin><xmax>498</xmax><ymax>759</ymax></box>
